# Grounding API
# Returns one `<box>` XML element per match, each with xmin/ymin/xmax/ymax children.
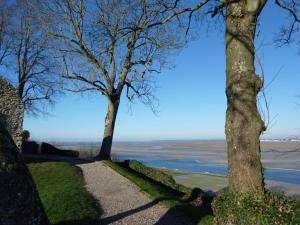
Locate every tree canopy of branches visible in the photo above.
<box><xmin>40</xmin><ymin>0</ymin><xmax>212</xmax><ymax>159</ymax></box>
<box><xmin>1</xmin><ymin>0</ymin><xmax>61</xmax><ymax>115</ymax></box>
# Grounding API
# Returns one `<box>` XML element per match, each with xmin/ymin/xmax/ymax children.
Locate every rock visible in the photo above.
<box><xmin>0</xmin><ymin>77</ymin><xmax>24</xmax><ymax>149</ymax></box>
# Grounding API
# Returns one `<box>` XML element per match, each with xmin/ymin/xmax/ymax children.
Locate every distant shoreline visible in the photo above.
<box><xmin>50</xmin><ymin>139</ymin><xmax>300</xmax><ymax>147</ymax></box>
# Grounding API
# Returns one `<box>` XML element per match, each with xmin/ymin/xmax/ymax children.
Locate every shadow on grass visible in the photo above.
<box><xmin>26</xmin><ymin>156</ymin><xmax>103</xmax><ymax>225</ymax></box>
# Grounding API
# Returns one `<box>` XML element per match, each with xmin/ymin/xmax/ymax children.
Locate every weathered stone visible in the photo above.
<box><xmin>0</xmin><ymin>76</ymin><xmax>24</xmax><ymax>149</ymax></box>
<box><xmin>0</xmin><ymin>123</ymin><xmax>49</xmax><ymax>225</ymax></box>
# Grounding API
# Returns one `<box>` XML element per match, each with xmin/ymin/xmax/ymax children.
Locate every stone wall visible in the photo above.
<box><xmin>0</xmin><ymin>77</ymin><xmax>24</xmax><ymax>149</ymax></box>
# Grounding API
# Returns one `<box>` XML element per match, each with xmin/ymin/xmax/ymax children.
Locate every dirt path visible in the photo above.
<box><xmin>77</xmin><ymin>161</ymin><xmax>194</xmax><ymax>225</ymax></box>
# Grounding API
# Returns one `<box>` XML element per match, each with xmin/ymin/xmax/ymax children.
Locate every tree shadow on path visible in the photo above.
<box><xmin>101</xmin><ymin>199</ymin><xmax>161</xmax><ymax>224</ymax></box>
<box><xmin>101</xmin><ymin>192</ymin><xmax>213</xmax><ymax>225</ymax></box>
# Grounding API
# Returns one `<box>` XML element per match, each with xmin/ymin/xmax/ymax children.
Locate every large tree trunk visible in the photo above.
<box><xmin>225</xmin><ymin>0</ymin><xmax>267</xmax><ymax>193</ymax></box>
<box><xmin>0</xmin><ymin>126</ymin><xmax>49</xmax><ymax>225</ymax></box>
<box><xmin>97</xmin><ymin>96</ymin><xmax>120</xmax><ymax>160</ymax></box>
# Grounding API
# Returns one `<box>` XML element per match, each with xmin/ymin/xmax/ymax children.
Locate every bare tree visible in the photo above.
<box><xmin>40</xmin><ymin>0</ymin><xmax>211</xmax><ymax>159</ymax></box>
<box><xmin>5</xmin><ymin>0</ymin><xmax>61</xmax><ymax>115</ymax></box>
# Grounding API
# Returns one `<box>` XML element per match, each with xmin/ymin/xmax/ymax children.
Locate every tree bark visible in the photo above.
<box><xmin>225</xmin><ymin>0</ymin><xmax>267</xmax><ymax>193</ymax></box>
<box><xmin>97</xmin><ymin>95</ymin><xmax>120</xmax><ymax>160</ymax></box>
<box><xmin>18</xmin><ymin>81</ymin><xmax>25</xmax><ymax>102</ymax></box>
<box><xmin>0</xmin><ymin>125</ymin><xmax>49</xmax><ymax>225</ymax></box>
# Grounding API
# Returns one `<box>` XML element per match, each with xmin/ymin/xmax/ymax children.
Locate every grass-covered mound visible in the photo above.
<box><xmin>212</xmin><ymin>191</ymin><xmax>300</xmax><ymax>225</ymax></box>
<box><xmin>128</xmin><ymin>160</ymin><xmax>190</xmax><ymax>193</ymax></box>
<box><xmin>28</xmin><ymin>162</ymin><xmax>100</xmax><ymax>225</ymax></box>
<box><xmin>104</xmin><ymin>160</ymin><xmax>214</xmax><ymax>225</ymax></box>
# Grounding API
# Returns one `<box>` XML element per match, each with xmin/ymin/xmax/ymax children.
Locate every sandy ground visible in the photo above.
<box><xmin>77</xmin><ymin>161</ymin><xmax>194</xmax><ymax>225</ymax></box>
<box><xmin>111</xmin><ymin>141</ymin><xmax>300</xmax><ymax>169</ymax></box>
<box><xmin>68</xmin><ymin>141</ymin><xmax>300</xmax><ymax>170</ymax></box>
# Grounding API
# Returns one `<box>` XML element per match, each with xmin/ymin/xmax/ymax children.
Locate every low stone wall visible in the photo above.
<box><xmin>0</xmin><ymin>77</ymin><xmax>24</xmax><ymax>149</ymax></box>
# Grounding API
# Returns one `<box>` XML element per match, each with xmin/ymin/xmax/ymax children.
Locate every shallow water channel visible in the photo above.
<box><xmin>116</xmin><ymin>154</ymin><xmax>300</xmax><ymax>185</ymax></box>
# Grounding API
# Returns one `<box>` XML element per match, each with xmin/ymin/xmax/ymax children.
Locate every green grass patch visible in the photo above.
<box><xmin>28</xmin><ymin>161</ymin><xmax>101</xmax><ymax>225</ymax></box>
<box><xmin>103</xmin><ymin>160</ymin><xmax>214</xmax><ymax>225</ymax></box>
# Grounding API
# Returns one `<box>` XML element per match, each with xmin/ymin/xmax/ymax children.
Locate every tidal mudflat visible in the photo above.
<box><xmin>59</xmin><ymin>140</ymin><xmax>300</xmax><ymax>197</ymax></box>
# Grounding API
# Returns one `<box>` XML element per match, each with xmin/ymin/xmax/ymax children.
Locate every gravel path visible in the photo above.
<box><xmin>77</xmin><ymin>161</ymin><xmax>194</xmax><ymax>225</ymax></box>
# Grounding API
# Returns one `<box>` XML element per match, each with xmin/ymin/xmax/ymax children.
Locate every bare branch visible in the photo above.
<box><xmin>62</xmin><ymin>74</ymin><xmax>107</xmax><ymax>93</ymax></box>
<box><xmin>64</xmin><ymin>87</ymin><xmax>99</xmax><ymax>93</ymax></box>
<box><xmin>122</xmin><ymin>0</ymin><xmax>211</xmax><ymax>32</ymax></box>
<box><xmin>275</xmin><ymin>0</ymin><xmax>300</xmax><ymax>44</ymax></box>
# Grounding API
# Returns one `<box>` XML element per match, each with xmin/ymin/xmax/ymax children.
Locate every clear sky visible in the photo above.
<box><xmin>24</xmin><ymin>1</ymin><xmax>300</xmax><ymax>142</ymax></box>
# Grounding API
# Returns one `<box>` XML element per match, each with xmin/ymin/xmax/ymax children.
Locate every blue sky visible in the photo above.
<box><xmin>24</xmin><ymin>2</ymin><xmax>300</xmax><ymax>142</ymax></box>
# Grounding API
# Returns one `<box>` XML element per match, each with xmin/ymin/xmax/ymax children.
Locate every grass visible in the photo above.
<box><xmin>103</xmin><ymin>160</ymin><xmax>214</xmax><ymax>225</ymax></box>
<box><xmin>27</xmin><ymin>160</ymin><xmax>101</xmax><ymax>225</ymax></box>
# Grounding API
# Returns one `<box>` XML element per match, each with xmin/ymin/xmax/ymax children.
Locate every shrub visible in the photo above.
<box><xmin>212</xmin><ymin>191</ymin><xmax>300</xmax><ymax>225</ymax></box>
<box><xmin>21</xmin><ymin>130</ymin><xmax>30</xmax><ymax>142</ymax></box>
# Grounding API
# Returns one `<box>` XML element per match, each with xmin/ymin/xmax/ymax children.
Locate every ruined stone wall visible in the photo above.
<box><xmin>0</xmin><ymin>77</ymin><xmax>24</xmax><ymax>149</ymax></box>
